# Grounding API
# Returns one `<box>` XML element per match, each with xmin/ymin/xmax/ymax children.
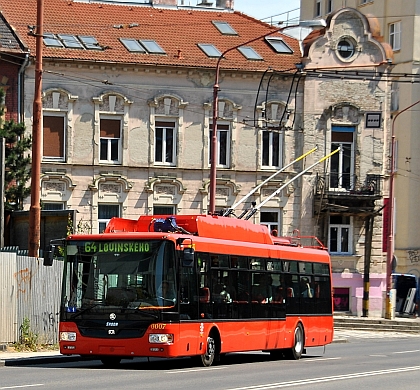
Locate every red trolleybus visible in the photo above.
<box><xmin>55</xmin><ymin>214</ymin><xmax>333</xmax><ymax>366</ymax></box>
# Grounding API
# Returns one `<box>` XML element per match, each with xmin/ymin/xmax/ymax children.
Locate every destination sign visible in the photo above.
<box><xmin>84</xmin><ymin>241</ymin><xmax>151</xmax><ymax>253</ymax></box>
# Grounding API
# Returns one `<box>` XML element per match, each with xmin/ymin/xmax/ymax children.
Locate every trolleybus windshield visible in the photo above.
<box><xmin>62</xmin><ymin>240</ymin><xmax>177</xmax><ymax>319</ymax></box>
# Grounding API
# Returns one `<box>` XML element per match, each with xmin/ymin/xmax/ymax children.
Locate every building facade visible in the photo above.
<box><xmin>301</xmin><ymin>0</ymin><xmax>420</xmax><ymax>291</ymax></box>
<box><xmin>0</xmin><ymin>0</ymin><xmax>392</xmax><ymax>315</ymax></box>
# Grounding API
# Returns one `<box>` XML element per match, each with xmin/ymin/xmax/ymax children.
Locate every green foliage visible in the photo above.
<box><xmin>15</xmin><ymin>317</ymin><xmax>38</xmax><ymax>352</ymax></box>
<box><xmin>57</xmin><ymin>214</ymin><xmax>92</xmax><ymax>257</ymax></box>
<box><xmin>0</xmin><ymin>90</ymin><xmax>32</xmax><ymax>211</ymax></box>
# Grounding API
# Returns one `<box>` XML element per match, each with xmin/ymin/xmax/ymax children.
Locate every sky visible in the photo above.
<box><xmin>234</xmin><ymin>0</ymin><xmax>301</xmax><ymax>21</ymax></box>
<box><xmin>108</xmin><ymin>1</ymin><xmax>301</xmax><ymax>22</ymax></box>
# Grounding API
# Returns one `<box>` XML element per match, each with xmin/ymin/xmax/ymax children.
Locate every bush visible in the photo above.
<box><xmin>15</xmin><ymin>318</ymin><xmax>38</xmax><ymax>352</ymax></box>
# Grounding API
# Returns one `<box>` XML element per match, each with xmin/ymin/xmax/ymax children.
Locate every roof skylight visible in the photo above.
<box><xmin>43</xmin><ymin>33</ymin><xmax>63</xmax><ymax>48</ymax></box>
<box><xmin>265</xmin><ymin>37</ymin><xmax>293</xmax><ymax>54</ymax></box>
<box><xmin>212</xmin><ymin>21</ymin><xmax>238</xmax><ymax>35</ymax></box>
<box><xmin>43</xmin><ymin>33</ymin><xmax>103</xmax><ymax>50</ymax></box>
<box><xmin>198</xmin><ymin>43</ymin><xmax>222</xmax><ymax>58</ymax></box>
<box><xmin>120</xmin><ymin>38</ymin><xmax>146</xmax><ymax>53</ymax></box>
<box><xmin>57</xmin><ymin>34</ymin><xmax>83</xmax><ymax>49</ymax></box>
<box><xmin>79</xmin><ymin>35</ymin><xmax>102</xmax><ymax>50</ymax></box>
<box><xmin>139</xmin><ymin>40</ymin><xmax>166</xmax><ymax>54</ymax></box>
<box><xmin>237</xmin><ymin>46</ymin><xmax>263</xmax><ymax>60</ymax></box>
<box><xmin>120</xmin><ymin>38</ymin><xmax>166</xmax><ymax>54</ymax></box>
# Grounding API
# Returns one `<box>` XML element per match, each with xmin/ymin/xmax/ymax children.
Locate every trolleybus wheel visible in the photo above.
<box><xmin>201</xmin><ymin>336</ymin><xmax>216</xmax><ymax>367</ymax></box>
<box><xmin>100</xmin><ymin>356</ymin><xmax>121</xmax><ymax>367</ymax></box>
<box><xmin>286</xmin><ymin>323</ymin><xmax>304</xmax><ymax>360</ymax></box>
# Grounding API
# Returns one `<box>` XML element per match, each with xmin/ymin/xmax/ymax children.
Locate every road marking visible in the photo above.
<box><xmin>227</xmin><ymin>365</ymin><xmax>420</xmax><ymax>390</ymax></box>
<box><xmin>0</xmin><ymin>385</ymin><xmax>44</xmax><ymax>389</ymax></box>
<box><xmin>304</xmin><ymin>357</ymin><xmax>341</xmax><ymax>362</ymax></box>
<box><xmin>393</xmin><ymin>349</ymin><xmax>420</xmax><ymax>354</ymax></box>
<box><xmin>369</xmin><ymin>354</ymin><xmax>387</xmax><ymax>357</ymax></box>
<box><xmin>169</xmin><ymin>366</ymin><xmax>227</xmax><ymax>374</ymax></box>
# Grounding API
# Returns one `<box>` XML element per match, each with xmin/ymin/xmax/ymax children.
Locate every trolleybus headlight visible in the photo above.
<box><xmin>149</xmin><ymin>333</ymin><xmax>174</xmax><ymax>344</ymax></box>
<box><xmin>60</xmin><ymin>332</ymin><xmax>77</xmax><ymax>341</ymax></box>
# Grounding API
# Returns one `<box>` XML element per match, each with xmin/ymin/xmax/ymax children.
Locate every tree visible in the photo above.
<box><xmin>0</xmin><ymin>88</ymin><xmax>32</xmax><ymax>211</ymax></box>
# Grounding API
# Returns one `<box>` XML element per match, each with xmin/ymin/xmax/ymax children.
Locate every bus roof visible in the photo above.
<box><xmin>68</xmin><ymin>214</ymin><xmax>324</xmax><ymax>249</ymax></box>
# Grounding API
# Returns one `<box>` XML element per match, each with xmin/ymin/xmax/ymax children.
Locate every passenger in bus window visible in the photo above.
<box><xmin>273</xmin><ymin>286</ymin><xmax>284</xmax><ymax>303</ymax></box>
<box><xmin>252</xmin><ymin>274</ymin><xmax>273</xmax><ymax>303</ymax></box>
<box><xmin>300</xmin><ymin>277</ymin><xmax>314</xmax><ymax>298</ymax></box>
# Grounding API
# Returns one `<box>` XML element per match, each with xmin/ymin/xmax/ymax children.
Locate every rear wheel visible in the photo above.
<box><xmin>100</xmin><ymin>356</ymin><xmax>121</xmax><ymax>367</ymax></box>
<box><xmin>286</xmin><ymin>323</ymin><xmax>304</xmax><ymax>360</ymax></box>
<box><xmin>200</xmin><ymin>336</ymin><xmax>216</xmax><ymax>367</ymax></box>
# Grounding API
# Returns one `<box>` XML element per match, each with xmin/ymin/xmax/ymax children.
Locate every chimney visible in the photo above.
<box><xmin>150</xmin><ymin>0</ymin><xmax>178</xmax><ymax>6</ymax></box>
<box><xmin>216</xmin><ymin>0</ymin><xmax>234</xmax><ymax>9</ymax></box>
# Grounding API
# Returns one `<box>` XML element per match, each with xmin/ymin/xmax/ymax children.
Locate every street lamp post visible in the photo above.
<box><xmin>209</xmin><ymin>20</ymin><xmax>326</xmax><ymax>215</ymax></box>
<box><xmin>385</xmin><ymin>99</ymin><xmax>420</xmax><ymax>319</ymax></box>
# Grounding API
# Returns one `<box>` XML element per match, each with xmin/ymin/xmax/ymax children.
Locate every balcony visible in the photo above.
<box><xmin>314</xmin><ymin>173</ymin><xmax>383</xmax><ymax>215</ymax></box>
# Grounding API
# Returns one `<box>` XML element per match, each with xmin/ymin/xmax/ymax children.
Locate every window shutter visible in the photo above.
<box><xmin>43</xmin><ymin>115</ymin><xmax>64</xmax><ymax>157</ymax></box>
<box><xmin>100</xmin><ymin>118</ymin><xmax>120</xmax><ymax>138</ymax></box>
<box><xmin>155</xmin><ymin>121</ymin><xmax>175</xmax><ymax>128</ymax></box>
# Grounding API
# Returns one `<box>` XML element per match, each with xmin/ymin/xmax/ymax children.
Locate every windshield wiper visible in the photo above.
<box><xmin>69</xmin><ymin>303</ymin><xmax>103</xmax><ymax>319</ymax></box>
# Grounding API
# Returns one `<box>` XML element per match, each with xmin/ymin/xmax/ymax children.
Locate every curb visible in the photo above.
<box><xmin>332</xmin><ymin>338</ymin><xmax>348</xmax><ymax>344</ymax></box>
<box><xmin>0</xmin><ymin>355</ymin><xmax>81</xmax><ymax>367</ymax></box>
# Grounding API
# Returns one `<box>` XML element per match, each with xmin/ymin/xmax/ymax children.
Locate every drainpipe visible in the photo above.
<box><xmin>17</xmin><ymin>53</ymin><xmax>30</xmax><ymax>122</ymax></box>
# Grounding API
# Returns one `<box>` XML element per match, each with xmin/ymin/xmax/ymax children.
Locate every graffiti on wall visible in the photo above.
<box><xmin>407</xmin><ymin>250</ymin><xmax>420</xmax><ymax>264</ymax></box>
<box><xmin>14</xmin><ymin>268</ymin><xmax>33</xmax><ymax>295</ymax></box>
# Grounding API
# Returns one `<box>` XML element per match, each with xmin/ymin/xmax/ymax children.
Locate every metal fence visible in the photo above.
<box><xmin>0</xmin><ymin>251</ymin><xmax>63</xmax><ymax>344</ymax></box>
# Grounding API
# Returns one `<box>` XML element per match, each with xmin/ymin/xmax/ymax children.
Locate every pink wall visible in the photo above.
<box><xmin>333</xmin><ymin>273</ymin><xmax>386</xmax><ymax>317</ymax></box>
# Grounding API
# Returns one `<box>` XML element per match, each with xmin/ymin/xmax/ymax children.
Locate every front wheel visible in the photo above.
<box><xmin>286</xmin><ymin>323</ymin><xmax>304</xmax><ymax>360</ymax></box>
<box><xmin>200</xmin><ymin>336</ymin><xmax>216</xmax><ymax>367</ymax></box>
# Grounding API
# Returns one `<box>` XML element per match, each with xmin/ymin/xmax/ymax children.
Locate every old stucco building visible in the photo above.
<box><xmin>301</xmin><ymin>0</ymin><xmax>420</xmax><ymax>311</ymax></box>
<box><xmin>0</xmin><ymin>1</ymin><xmax>393</xmax><ymax>315</ymax></box>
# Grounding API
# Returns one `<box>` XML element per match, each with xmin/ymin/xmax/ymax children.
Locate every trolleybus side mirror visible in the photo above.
<box><xmin>43</xmin><ymin>245</ymin><xmax>55</xmax><ymax>267</ymax></box>
<box><xmin>182</xmin><ymin>247</ymin><xmax>195</xmax><ymax>267</ymax></box>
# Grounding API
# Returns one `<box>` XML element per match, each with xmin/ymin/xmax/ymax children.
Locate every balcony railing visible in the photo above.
<box><xmin>315</xmin><ymin>173</ymin><xmax>382</xmax><ymax>196</ymax></box>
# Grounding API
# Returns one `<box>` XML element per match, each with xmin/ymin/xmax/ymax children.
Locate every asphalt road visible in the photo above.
<box><xmin>1</xmin><ymin>331</ymin><xmax>420</xmax><ymax>390</ymax></box>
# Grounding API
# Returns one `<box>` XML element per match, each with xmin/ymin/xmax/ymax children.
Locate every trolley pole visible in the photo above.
<box><xmin>28</xmin><ymin>0</ymin><xmax>43</xmax><ymax>257</ymax></box>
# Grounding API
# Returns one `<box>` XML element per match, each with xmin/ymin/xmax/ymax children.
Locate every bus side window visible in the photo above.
<box><xmin>199</xmin><ymin>287</ymin><xmax>210</xmax><ymax>303</ymax></box>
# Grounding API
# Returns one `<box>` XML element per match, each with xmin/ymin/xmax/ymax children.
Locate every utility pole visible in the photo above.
<box><xmin>28</xmin><ymin>0</ymin><xmax>43</xmax><ymax>257</ymax></box>
<box><xmin>362</xmin><ymin>214</ymin><xmax>374</xmax><ymax>317</ymax></box>
<box><xmin>0</xmin><ymin>138</ymin><xmax>4</xmax><ymax>248</ymax></box>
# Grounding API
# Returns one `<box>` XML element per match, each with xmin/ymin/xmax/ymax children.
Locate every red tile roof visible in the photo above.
<box><xmin>0</xmin><ymin>0</ymin><xmax>302</xmax><ymax>72</ymax></box>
